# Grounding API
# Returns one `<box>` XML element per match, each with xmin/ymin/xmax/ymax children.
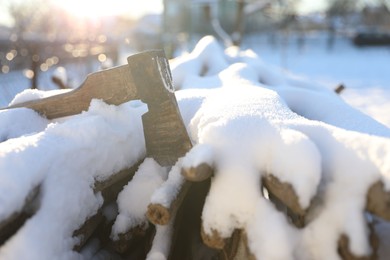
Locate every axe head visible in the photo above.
<box><xmin>2</xmin><ymin>50</ymin><xmax>192</xmax><ymax>166</ymax></box>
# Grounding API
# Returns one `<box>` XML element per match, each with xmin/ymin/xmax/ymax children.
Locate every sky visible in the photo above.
<box><xmin>0</xmin><ymin>0</ymin><xmax>330</xmax><ymax>27</ymax></box>
<box><xmin>0</xmin><ymin>0</ymin><xmax>164</xmax><ymax>27</ymax></box>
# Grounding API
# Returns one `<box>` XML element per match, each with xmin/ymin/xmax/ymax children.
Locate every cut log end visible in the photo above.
<box><xmin>111</xmin><ymin>224</ymin><xmax>151</xmax><ymax>254</ymax></box>
<box><xmin>147</xmin><ymin>203</ymin><xmax>171</xmax><ymax>226</ymax></box>
<box><xmin>262</xmin><ymin>174</ymin><xmax>306</xmax><ymax>217</ymax></box>
<box><xmin>181</xmin><ymin>163</ymin><xmax>213</xmax><ymax>182</ymax></box>
<box><xmin>201</xmin><ymin>226</ymin><xmax>226</xmax><ymax>250</ymax></box>
<box><xmin>338</xmin><ymin>231</ymin><xmax>378</xmax><ymax>260</ymax></box>
<box><xmin>366</xmin><ymin>181</ymin><xmax>390</xmax><ymax>221</ymax></box>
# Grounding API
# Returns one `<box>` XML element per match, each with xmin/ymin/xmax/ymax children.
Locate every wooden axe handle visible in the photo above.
<box><xmin>3</xmin><ymin>63</ymin><xmax>138</xmax><ymax>119</ymax></box>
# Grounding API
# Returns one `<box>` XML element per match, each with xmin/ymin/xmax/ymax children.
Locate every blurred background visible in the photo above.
<box><xmin>0</xmin><ymin>0</ymin><xmax>390</xmax><ymax>107</ymax></box>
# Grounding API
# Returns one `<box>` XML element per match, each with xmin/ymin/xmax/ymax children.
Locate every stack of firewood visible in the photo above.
<box><xmin>1</xmin><ymin>158</ymin><xmax>388</xmax><ymax>259</ymax></box>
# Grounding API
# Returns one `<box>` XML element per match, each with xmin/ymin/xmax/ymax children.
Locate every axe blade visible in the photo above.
<box><xmin>127</xmin><ymin>50</ymin><xmax>192</xmax><ymax>166</ymax></box>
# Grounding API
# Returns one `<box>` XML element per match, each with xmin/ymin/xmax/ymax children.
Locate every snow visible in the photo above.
<box><xmin>0</xmin><ymin>98</ymin><xmax>145</xmax><ymax>259</ymax></box>
<box><xmin>111</xmin><ymin>158</ymin><xmax>168</xmax><ymax>240</ymax></box>
<box><xmin>149</xmin><ymin>159</ymin><xmax>185</xmax><ymax>208</ymax></box>
<box><xmin>0</xmin><ymin>34</ymin><xmax>389</xmax><ymax>259</ymax></box>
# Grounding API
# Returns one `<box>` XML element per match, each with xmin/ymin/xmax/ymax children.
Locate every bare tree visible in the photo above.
<box><xmin>7</xmin><ymin>0</ymin><xmax>63</xmax><ymax>89</ymax></box>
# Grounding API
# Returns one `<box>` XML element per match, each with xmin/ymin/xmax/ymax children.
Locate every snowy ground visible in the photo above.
<box><xmin>242</xmin><ymin>32</ymin><xmax>390</xmax><ymax>127</ymax></box>
<box><xmin>0</xmin><ymin>35</ymin><xmax>389</xmax><ymax>259</ymax></box>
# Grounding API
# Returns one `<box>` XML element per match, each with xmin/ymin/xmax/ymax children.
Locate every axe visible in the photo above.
<box><xmin>1</xmin><ymin>50</ymin><xmax>195</xmax><ymax>249</ymax></box>
<box><xmin>3</xmin><ymin>50</ymin><xmax>192</xmax><ymax>166</ymax></box>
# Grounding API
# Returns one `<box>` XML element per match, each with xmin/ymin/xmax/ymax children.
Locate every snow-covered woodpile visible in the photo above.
<box><xmin>0</xmin><ymin>36</ymin><xmax>390</xmax><ymax>260</ymax></box>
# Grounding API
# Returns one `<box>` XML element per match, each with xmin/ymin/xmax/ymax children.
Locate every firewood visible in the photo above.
<box><xmin>73</xmin><ymin>161</ymin><xmax>143</xmax><ymax>251</ymax></box>
<box><xmin>337</xmin><ymin>223</ymin><xmax>378</xmax><ymax>260</ymax></box>
<box><xmin>0</xmin><ymin>185</ymin><xmax>40</xmax><ymax>245</ymax></box>
<box><xmin>183</xmin><ymin>164</ymin><xmax>306</xmax><ymax>226</ymax></box>
<box><xmin>146</xmin><ymin>181</ymin><xmax>192</xmax><ymax>226</ymax></box>
<box><xmin>181</xmin><ymin>163</ymin><xmax>214</xmax><ymax>182</ymax></box>
<box><xmin>93</xmin><ymin>165</ymin><xmax>137</xmax><ymax>193</ymax></box>
<box><xmin>201</xmin><ymin>227</ymin><xmax>255</xmax><ymax>259</ymax></box>
<box><xmin>167</xmin><ymin>180</ymin><xmax>221</xmax><ymax>259</ymax></box>
<box><xmin>219</xmin><ymin>230</ymin><xmax>255</xmax><ymax>260</ymax></box>
<box><xmin>262</xmin><ymin>174</ymin><xmax>306</xmax><ymax>227</ymax></box>
<box><xmin>201</xmin><ymin>226</ymin><xmax>227</xmax><ymax>250</ymax></box>
<box><xmin>73</xmin><ymin>211</ymin><xmax>104</xmax><ymax>251</ymax></box>
<box><xmin>111</xmin><ymin>224</ymin><xmax>154</xmax><ymax>254</ymax></box>
<box><xmin>366</xmin><ymin>181</ymin><xmax>390</xmax><ymax>221</ymax></box>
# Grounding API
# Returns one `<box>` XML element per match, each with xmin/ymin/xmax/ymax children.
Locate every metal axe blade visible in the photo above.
<box><xmin>127</xmin><ymin>50</ymin><xmax>192</xmax><ymax>166</ymax></box>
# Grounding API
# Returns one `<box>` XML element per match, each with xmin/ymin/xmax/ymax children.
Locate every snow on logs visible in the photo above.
<box><xmin>1</xmin><ymin>38</ymin><xmax>390</xmax><ymax>259</ymax></box>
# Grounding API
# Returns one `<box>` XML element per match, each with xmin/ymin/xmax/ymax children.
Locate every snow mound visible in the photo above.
<box><xmin>0</xmin><ymin>36</ymin><xmax>389</xmax><ymax>259</ymax></box>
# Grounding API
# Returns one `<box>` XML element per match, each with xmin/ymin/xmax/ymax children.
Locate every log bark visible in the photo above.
<box><xmin>0</xmin><ymin>185</ymin><xmax>40</xmax><ymax>245</ymax></box>
<box><xmin>218</xmin><ymin>230</ymin><xmax>255</xmax><ymax>260</ymax></box>
<box><xmin>201</xmin><ymin>227</ymin><xmax>256</xmax><ymax>259</ymax></box>
<box><xmin>94</xmin><ymin>161</ymin><xmax>142</xmax><ymax>204</ymax></box>
<box><xmin>167</xmin><ymin>179</ymin><xmax>220</xmax><ymax>260</ymax></box>
<box><xmin>337</xmin><ymin>223</ymin><xmax>378</xmax><ymax>260</ymax></box>
<box><xmin>72</xmin><ymin>160</ymin><xmax>142</xmax><ymax>252</ymax></box>
<box><xmin>73</xmin><ymin>211</ymin><xmax>104</xmax><ymax>251</ymax></box>
<box><xmin>262</xmin><ymin>174</ymin><xmax>306</xmax><ymax>227</ymax></box>
<box><xmin>111</xmin><ymin>224</ymin><xmax>153</xmax><ymax>254</ymax></box>
<box><xmin>201</xmin><ymin>226</ymin><xmax>228</xmax><ymax>250</ymax></box>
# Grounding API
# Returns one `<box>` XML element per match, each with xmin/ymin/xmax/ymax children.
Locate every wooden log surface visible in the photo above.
<box><xmin>73</xmin><ymin>211</ymin><xmax>104</xmax><ymax>251</ymax></box>
<box><xmin>337</xmin><ymin>224</ymin><xmax>378</xmax><ymax>260</ymax></box>
<box><xmin>0</xmin><ymin>185</ymin><xmax>40</xmax><ymax>246</ymax></box>
<box><xmin>366</xmin><ymin>181</ymin><xmax>390</xmax><ymax>221</ymax></box>
<box><xmin>262</xmin><ymin>174</ymin><xmax>306</xmax><ymax>220</ymax></box>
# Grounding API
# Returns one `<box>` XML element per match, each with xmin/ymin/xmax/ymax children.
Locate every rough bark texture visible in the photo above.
<box><xmin>0</xmin><ymin>185</ymin><xmax>40</xmax><ymax>246</ymax></box>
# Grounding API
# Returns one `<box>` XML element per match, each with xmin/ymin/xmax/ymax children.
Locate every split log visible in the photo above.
<box><xmin>262</xmin><ymin>174</ymin><xmax>306</xmax><ymax>227</ymax></box>
<box><xmin>221</xmin><ymin>230</ymin><xmax>255</xmax><ymax>260</ymax></box>
<box><xmin>183</xmin><ymin>163</ymin><xmax>306</xmax><ymax>226</ymax></box>
<box><xmin>0</xmin><ymin>185</ymin><xmax>40</xmax><ymax>245</ymax></box>
<box><xmin>168</xmin><ymin>179</ymin><xmax>220</xmax><ymax>259</ymax></box>
<box><xmin>73</xmin><ymin>211</ymin><xmax>104</xmax><ymax>251</ymax></box>
<box><xmin>73</xmin><ymin>161</ymin><xmax>143</xmax><ymax>251</ymax></box>
<box><xmin>201</xmin><ymin>227</ymin><xmax>255</xmax><ymax>259</ymax></box>
<box><xmin>366</xmin><ymin>181</ymin><xmax>390</xmax><ymax>221</ymax></box>
<box><xmin>201</xmin><ymin>226</ymin><xmax>226</xmax><ymax>250</ymax></box>
<box><xmin>111</xmin><ymin>224</ymin><xmax>152</xmax><ymax>254</ymax></box>
<box><xmin>337</xmin><ymin>221</ymin><xmax>378</xmax><ymax>260</ymax></box>
<box><xmin>146</xmin><ymin>181</ymin><xmax>192</xmax><ymax>226</ymax></box>
<box><xmin>94</xmin><ymin>161</ymin><xmax>142</xmax><ymax>203</ymax></box>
